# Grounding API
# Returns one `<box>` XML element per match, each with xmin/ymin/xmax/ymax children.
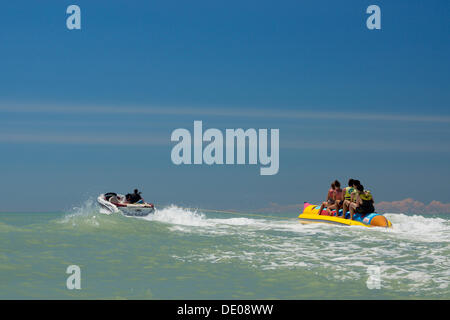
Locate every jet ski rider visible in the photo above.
<box><xmin>126</xmin><ymin>189</ymin><xmax>144</xmax><ymax>204</ymax></box>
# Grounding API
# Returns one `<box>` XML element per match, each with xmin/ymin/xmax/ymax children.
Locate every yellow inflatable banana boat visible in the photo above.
<box><xmin>299</xmin><ymin>202</ymin><xmax>392</xmax><ymax>228</ymax></box>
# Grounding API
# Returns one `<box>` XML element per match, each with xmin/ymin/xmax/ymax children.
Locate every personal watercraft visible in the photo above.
<box><xmin>97</xmin><ymin>193</ymin><xmax>155</xmax><ymax>216</ymax></box>
<box><xmin>298</xmin><ymin>202</ymin><xmax>392</xmax><ymax>228</ymax></box>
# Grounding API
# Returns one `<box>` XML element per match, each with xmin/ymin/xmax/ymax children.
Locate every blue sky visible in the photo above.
<box><xmin>0</xmin><ymin>0</ymin><xmax>449</xmax><ymax>212</ymax></box>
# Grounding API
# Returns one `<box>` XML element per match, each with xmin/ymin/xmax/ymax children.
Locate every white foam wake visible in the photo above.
<box><xmin>384</xmin><ymin>213</ymin><xmax>450</xmax><ymax>242</ymax></box>
<box><xmin>141</xmin><ymin>205</ymin><xmax>266</xmax><ymax>230</ymax></box>
<box><xmin>142</xmin><ymin>205</ymin><xmax>211</xmax><ymax>227</ymax></box>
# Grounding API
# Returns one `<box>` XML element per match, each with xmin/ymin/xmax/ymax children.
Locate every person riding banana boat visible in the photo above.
<box><xmin>299</xmin><ymin>178</ymin><xmax>391</xmax><ymax>228</ymax></box>
<box><xmin>318</xmin><ymin>180</ymin><xmax>344</xmax><ymax>216</ymax></box>
<box><xmin>341</xmin><ymin>179</ymin><xmax>361</xmax><ymax>219</ymax></box>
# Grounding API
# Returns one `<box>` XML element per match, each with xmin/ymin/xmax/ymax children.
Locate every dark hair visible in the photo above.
<box><xmin>353</xmin><ymin>180</ymin><xmax>361</xmax><ymax>187</ymax></box>
<box><xmin>134</xmin><ymin>189</ymin><xmax>140</xmax><ymax>194</ymax></box>
<box><xmin>348</xmin><ymin>179</ymin><xmax>354</xmax><ymax>186</ymax></box>
<box><xmin>331</xmin><ymin>182</ymin><xmax>335</xmax><ymax>189</ymax></box>
<box><xmin>334</xmin><ymin>180</ymin><xmax>341</xmax><ymax>188</ymax></box>
<box><xmin>356</xmin><ymin>184</ymin><xmax>364</xmax><ymax>192</ymax></box>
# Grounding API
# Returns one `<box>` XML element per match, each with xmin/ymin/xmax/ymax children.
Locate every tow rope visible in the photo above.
<box><xmin>184</xmin><ymin>207</ymin><xmax>294</xmax><ymax>220</ymax></box>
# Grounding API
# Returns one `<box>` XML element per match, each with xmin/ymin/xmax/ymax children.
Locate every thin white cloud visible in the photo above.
<box><xmin>281</xmin><ymin>140</ymin><xmax>450</xmax><ymax>153</ymax></box>
<box><xmin>1</xmin><ymin>102</ymin><xmax>449</xmax><ymax>151</ymax></box>
<box><xmin>1</xmin><ymin>103</ymin><xmax>450</xmax><ymax>123</ymax></box>
<box><xmin>0</xmin><ymin>133</ymin><xmax>167</xmax><ymax>146</ymax></box>
<box><xmin>0</xmin><ymin>132</ymin><xmax>448</xmax><ymax>153</ymax></box>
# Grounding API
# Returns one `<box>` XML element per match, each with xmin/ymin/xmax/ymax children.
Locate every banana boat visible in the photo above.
<box><xmin>298</xmin><ymin>202</ymin><xmax>392</xmax><ymax>228</ymax></box>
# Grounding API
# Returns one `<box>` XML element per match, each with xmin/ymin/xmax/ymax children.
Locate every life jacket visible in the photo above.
<box><xmin>358</xmin><ymin>190</ymin><xmax>375</xmax><ymax>212</ymax></box>
<box><xmin>344</xmin><ymin>187</ymin><xmax>355</xmax><ymax>200</ymax></box>
<box><xmin>359</xmin><ymin>190</ymin><xmax>373</xmax><ymax>202</ymax></box>
<box><xmin>357</xmin><ymin>190</ymin><xmax>374</xmax><ymax>214</ymax></box>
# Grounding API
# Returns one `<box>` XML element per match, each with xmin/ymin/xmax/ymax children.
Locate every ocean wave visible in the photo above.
<box><xmin>50</xmin><ymin>200</ymin><xmax>450</xmax><ymax>296</ymax></box>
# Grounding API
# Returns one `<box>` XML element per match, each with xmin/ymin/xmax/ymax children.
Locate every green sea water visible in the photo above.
<box><xmin>0</xmin><ymin>200</ymin><xmax>449</xmax><ymax>299</ymax></box>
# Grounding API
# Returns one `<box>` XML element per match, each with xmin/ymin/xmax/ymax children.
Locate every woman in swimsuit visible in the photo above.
<box><xmin>318</xmin><ymin>182</ymin><xmax>336</xmax><ymax>215</ymax></box>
